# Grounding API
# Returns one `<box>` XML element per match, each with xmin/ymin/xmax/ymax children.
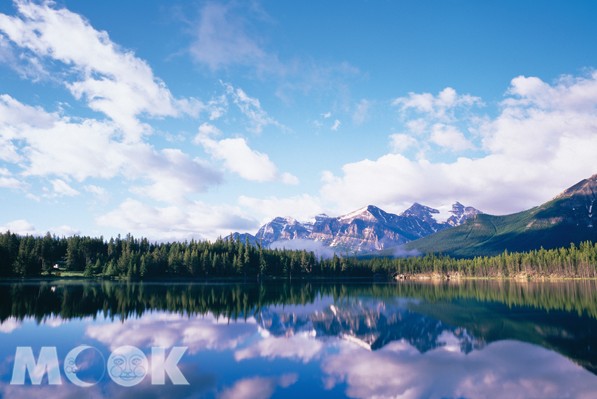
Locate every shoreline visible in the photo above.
<box><xmin>2</xmin><ymin>274</ymin><xmax>597</xmax><ymax>284</ymax></box>
<box><xmin>394</xmin><ymin>272</ymin><xmax>597</xmax><ymax>282</ymax></box>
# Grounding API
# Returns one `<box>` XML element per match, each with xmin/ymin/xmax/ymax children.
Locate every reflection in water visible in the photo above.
<box><xmin>0</xmin><ymin>280</ymin><xmax>596</xmax><ymax>398</ymax></box>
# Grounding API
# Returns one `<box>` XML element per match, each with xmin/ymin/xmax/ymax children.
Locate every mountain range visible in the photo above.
<box><xmin>405</xmin><ymin>173</ymin><xmax>597</xmax><ymax>257</ymax></box>
<box><xmin>233</xmin><ymin>173</ymin><xmax>597</xmax><ymax>257</ymax></box>
<box><xmin>255</xmin><ymin>296</ymin><xmax>597</xmax><ymax>375</ymax></box>
<box><xmin>232</xmin><ymin>202</ymin><xmax>481</xmax><ymax>254</ymax></box>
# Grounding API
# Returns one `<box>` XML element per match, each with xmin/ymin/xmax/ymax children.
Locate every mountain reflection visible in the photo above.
<box><xmin>257</xmin><ymin>299</ymin><xmax>482</xmax><ymax>354</ymax></box>
<box><xmin>1</xmin><ymin>280</ymin><xmax>597</xmax><ymax>398</ymax></box>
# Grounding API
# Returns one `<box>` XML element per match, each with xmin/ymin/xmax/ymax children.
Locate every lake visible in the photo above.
<box><xmin>1</xmin><ymin>280</ymin><xmax>597</xmax><ymax>398</ymax></box>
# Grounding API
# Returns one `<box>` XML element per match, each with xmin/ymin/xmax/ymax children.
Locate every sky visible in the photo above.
<box><xmin>0</xmin><ymin>0</ymin><xmax>596</xmax><ymax>241</ymax></box>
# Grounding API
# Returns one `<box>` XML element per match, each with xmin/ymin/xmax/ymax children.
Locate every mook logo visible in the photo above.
<box><xmin>10</xmin><ymin>345</ymin><xmax>189</xmax><ymax>387</ymax></box>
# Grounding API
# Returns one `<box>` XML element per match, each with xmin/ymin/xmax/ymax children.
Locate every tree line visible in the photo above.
<box><xmin>3</xmin><ymin>280</ymin><xmax>597</xmax><ymax>323</ymax></box>
<box><xmin>0</xmin><ymin>231</ymin><xmax>596</xmax><ymax>279</ymax></box>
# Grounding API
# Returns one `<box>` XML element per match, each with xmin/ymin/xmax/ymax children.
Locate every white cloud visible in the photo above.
<box><xmin>322</xmin><ymin>111</ymin><xmax>332</xmax><ymax>119</ymax></box>
<box><xmin>280</xmin><ymin>172</ymin><xmax>299</xmax><ymax>185</ymax></box>
<box><xmin>389</xmin><ymin>134</ymin><xmax>418</xmax><ymax>153</ymax></box>
<box><xmin>393</xmin><ymin>87</ymin><xmax>483</xmax><ymax>121</ymax></box>
<box><xmin>0</xmin><ymin>168</ymin><xmax>23</xmax><ymax>189</ymax></box>
<box><xmin>430</xmin><ymin>123</ymin><xmax>475</xmax><ymax>152</ymax></box>
<box><xmin>331</xmin><ymin>119</ymin><xmax>341</xmax><ymax>131</ymax></box>
<box><xmin>505</xmin><ymin>72</ymin><xmax>597</xmax><ymax>112</ymax></box>
<box><xmin>49</xmin><ymin>179</ymin><xmax>79</xmax><ymax>197</ymax></box>
<box><xmin>84</xmin><ymin>184</ymin><xmax>107</xmax><ymax>198</ymax></box>
<box><xmin>0</xmin><ymin>1</ymin><xmax>201</xmax><ymax>141</ymax></box>
<box><xmin>0</xmin><ymin>219</ymin><xmax>36</xmax><ymax>235</ymax></box>
<box><xmin>128</xmin><ymin>147</ymin><xmax>221</xmax><ymax>203</ymax></box>
<box><xmin>238</xmin><ymin>194</ymin><xmax>324</xmax><ymax>225</ymax></box>
<box><xmin>97</xmin><ymin>198</ymin><xmax>257</xmax><ymax>241</ymax></box>
<box><xmin>203</xmin><ymin>137</ymin><xmax>277</xmax><ymax>181</ymax></box>
<box><xmin>406</xmin><ymin>119</ymin><xmax>428</xmax><ymax>135</ymax></box>
<box><xmin>0</xmin><ymin>219</ymin><xmax>79</xmax><ymax>237</ymax></box>
<box><xmin>322</xmin><ymin>73</ymin><xmax>597</xmax><ymax>215</ymax></box>
<box><xmin>196</xmin><ymin>123</ymin><xmax>297</xmax><ymax>184</ymax></box>
<box><xmin>0</xmin><ymin>95</ymin><xmax>221</xmax><ymax>204</ymax></box>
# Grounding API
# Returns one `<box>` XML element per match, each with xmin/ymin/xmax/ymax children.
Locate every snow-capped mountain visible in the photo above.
<box><xmin>256</xmin><ymin>299</ymin><xmax>482</xmax><ymax>353</ymax></box>
<box><xmin>255</xmin><ymin>216</ymin><xmax>311</xmax><ymax>244</ymax></box>
<box><xmin>405</xmin><ymin>174</ymin><xmax>597</xmax><ymax>257</ymax></box>
<box><xmin>446</xmin><ymin>202</ymin><xmax>482</xmax><ymax>227</ymax></box>
<box><xmin>232</xmin><ymin>202</ymin><xmax>482</xmax><ymax>254</ymax></box>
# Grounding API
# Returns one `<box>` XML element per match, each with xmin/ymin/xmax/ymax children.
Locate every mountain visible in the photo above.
<box><xmin>232</xmin><ymin>202</ymin><xmax>481</xmax><ymax>254</ymax></box>
<box><xmin>227</xmin><ymin>232</ymin><xmax>259</xmax><ymax>246</ymax></box>
<box><xmin>255</xmin><ymin>295</ymin><xmax>597</xmax><ymax>375</ymax></box>
<box><xmin>256</xmin><ymin>298</ymin><xmax>481</xmax><ymax>354</ymax></box>
<box><xmin>255</xmin><ymin>216</ymin><xmax>311</xmax><ymax>244</ymax></box>
<box><xmin>405</xmin><ymin>174</ymin><xmax>597</xmax><ymax>257</ymax></box>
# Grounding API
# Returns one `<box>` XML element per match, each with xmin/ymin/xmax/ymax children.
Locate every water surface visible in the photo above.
<box><xmin>1</xmin><ymin>280</ymin><xmax>596</xmax><ymax>398</ymax></box>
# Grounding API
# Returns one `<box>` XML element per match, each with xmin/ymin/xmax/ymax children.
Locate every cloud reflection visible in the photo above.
<box><xmin>235</xmin><ymin>330</ymin><xmax>324</xmax><ymax>363</ymax></box>
<box><xmin>86</xmin><ymin>312</ymin><xmax>257</xmax><ymax>353</ymax></box>
<box><xmin>218</xmin><ymin>373</ymin><xmax>298</xmax><ymax>399</ymax></box>
<box><xmin>322</xmin><ymin>336</ymin><xmax>597</xmax><ymax>399</ymax></box>
<box><xmin>0</xmin><ymin>318</ymin><xmax>21</xmax><ymax>334</ymax></box>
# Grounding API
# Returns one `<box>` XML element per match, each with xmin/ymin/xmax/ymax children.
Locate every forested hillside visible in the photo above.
<box><xmin>0</xmin><ymin>231</ymin><xmax>596</xmax><ymax>279</ymax></box>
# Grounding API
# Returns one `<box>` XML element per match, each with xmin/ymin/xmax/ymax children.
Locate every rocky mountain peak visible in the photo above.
<box><xmin>552</xmin><ymin>174</ymin><xmax>596</xmax><ymax>229</ymax></box>
<box><xmin>400</xmin><ymin>203</ymin><xmax>440</xmax><ymax>221</ymax></box>
<box><xmin>446</xmin><ymin>202</ymin><xmax>482</xmax><ymax>227</ymax></box>
<box><xmin>558</xmin><ymin>174</ymin><xmax>597</xmax><ymax>199</ymax></box>
<box><xmin>338</xmin><ymin>205</ymin><xmax>384</xmax><ymax>222</ymax></box>
<box><xmin>236</xmin><ymin>201</ymin><xmax>483</xmax><ymax>253</ymax></box>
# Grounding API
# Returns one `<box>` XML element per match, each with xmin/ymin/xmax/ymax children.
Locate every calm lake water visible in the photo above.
<box><xmin>1</xmin><ymin>280</ymin><xmax>597</xmax><ymax>398</ymax></box>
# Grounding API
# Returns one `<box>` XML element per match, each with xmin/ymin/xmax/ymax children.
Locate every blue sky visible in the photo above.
<box><xmin>1</xmin><ymin>0</ymin><xmax>596</xmax><ymax>241</ymax></box>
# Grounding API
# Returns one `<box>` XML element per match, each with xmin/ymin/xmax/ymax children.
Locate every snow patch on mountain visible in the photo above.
<box><xmin>233</xmin><ymin>202</ymin><xmax>482</xmax><ymax>254</ymax></box>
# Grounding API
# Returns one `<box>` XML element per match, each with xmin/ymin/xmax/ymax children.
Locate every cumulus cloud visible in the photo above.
<box><xmin>0</xmin><ymin>0</ymin><xmax>201</xmax><ymax>141</ymax></box>
<box><xmin>0</xmin><ymin>168</ymin><xmax>23</xmax><ymax>189</ymax></box>
<box><xmin>238</xmin><ymin>194</ymin><xmax>324</xmax><ymax>226</ymax></box>
<box><xmin>430</xmin><ymin>123</ymin><xmax>475</xmax><ymax>152</ymax></box>
<box><xmin>96</xmin><ymin>198</ymin><xmax>257</xmax><ymax>241</ymax></box>
<box><xmin>389</xmin><ymin>133</ymin><xmax>418</xmax><ymax>153</ymax></box>
<box><xmin>322</xmin><ymin>73</ymin><xmax>597</xmax><ymax>215</ymax></box>
<box><xmin>0</xmin><ymin>219</ymin><xmax>79</xmax><ymax>236</ymax></box>
<box><xmin>0</xmin><ymin>95</ymin><xmax>221</xmax><ymax>204</ymax></box>
<box><xmin>0</xmin><ymin>1</ymin><xmax>225</xmax><ymax>208</ymax></box>
<box><xmin>196</xmin><ymin>123</ymin><xmax>297</xmax><ymax>184</ymax></box>
<box><xmin>48</xmin><ymin>179</ymin><xmax>79</xmax><ymax>197</ymax></box>
<box><xmin>0</xmin><ymin>219</ymin><xmax>36</xmax><ymax>235</ymax></box>
<box><xmin>393</xmin><ymin>87</ymin><xmax>483</xmax><ymax>121</ymax></box>
<box><xmin>84</xmin><ymin>184</ymin><xmax>108</xmax><ymax>200</ymax></box>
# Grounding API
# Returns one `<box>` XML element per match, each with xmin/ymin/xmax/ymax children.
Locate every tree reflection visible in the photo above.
<box><xmin>1</xmin><ymin>280</ymin><xmax>596</xmax><ymax>375</ymax></box>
